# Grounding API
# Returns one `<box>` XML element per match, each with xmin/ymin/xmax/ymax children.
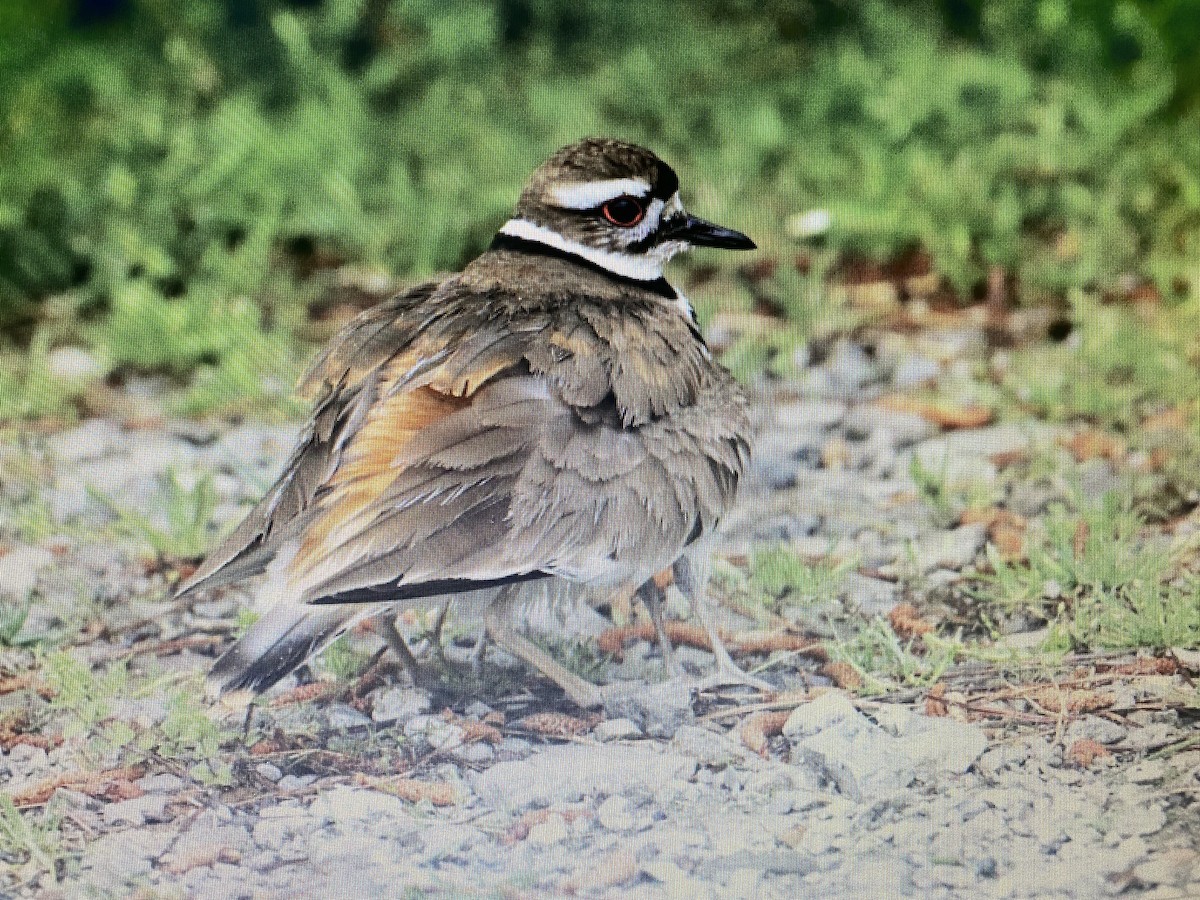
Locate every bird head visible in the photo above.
<box><xmin>497</xmin><ymin>138</ymin><xmax>755</xmax><ymax>282</ymax></box>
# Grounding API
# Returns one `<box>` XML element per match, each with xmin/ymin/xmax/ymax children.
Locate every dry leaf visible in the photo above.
<box><xmin>161</xmin><ymin>846</ymin><xmax>241</xmax><ymax>876</ymax></box>
<box><xmin>1072</xmin><ymin>519</ymin><xmax>1090</xmax><ymax>560</ymax></box>
<box><xmin>0</xmin><ymin>674</ymin><xmax>55</xmax><ymax>699</ymax></box>
<box><xmin>821</xmin><ymin>437</ymin><xmax>851</xmax><ymax>471</ymax></box>
<box><xmin>1067</xmin><ymin>739</ymin><xmax>1111</xmax><ymax>768</ymax></box>
<box><xmin>924</xmin><ymin>683</ymin><xmax>949</xmax><ymax>717</ymax></box>
<box><xmin>504</xmin><ymin>808</ymin><xmax>590</xmax><ymax>845</ymax></box>
<box><xmin>821</xmin><ymin>661</ymin><xmax>863</xmax><ymax>691</ymax></box>
<box><xmin>961</xmin><ymin>507</ymin><xmax>1027</xmax><ymax>559</ymax></box>
<box><xmin>1143</xmin><ymin>407</ymin><xmax>1188</xmax><ymax>432</ymax></box>
<box><xmin>353</xmin><ymin>773</ymin><xmax>460</xmax><ymax>806</ymax></box>
<box><xmin>888</xmin><ymin>602</ymin><xmax>934</xmax><ymax>639</ymax></box>
<box><xmin>514</xmin><ymin>712</ymin><xmax>597</xmax><ymax>738</ymax></box>
<box><xmin>1028</xmin><ymin>687</ymin><xmax>1114</xmax><ymax>714</ymax></box>
<box><xmin>458</xmin><ymin>719</ymin><xmax>503</xmax><ymax>745</ymax></box>
<box><xmin>733</xmin><ymin>633</ymin><xmax>827</xmax><ymax>659</ymax></box>
<box><xmin>877</xmin><ymin>395</ymin><xmax>993</xmax><ymax>429</ymax></box>
<box><xmin>11</xmin><ymin>766</ymin><xmax>145</xmax><ymax>808</ymax></box>
<box><xmin>267</xmin><ymin>682</ymin><xmax>337</xmax><ymax>707</ymax></box>
<box><xmin>562</xmin><ymin>848</ymin><xmax>639</xmax><ymax>893</ymax></box>
<box><xmin>1108</xmin><ymin>657</ymin><xmax>1177</xmax><ymax>676</ymax></box>
<box><xmin>1060</xmin><ymin>430</ymin><xmax>1125</xmax><ymax>463</ymax></box>
<box><xmin>739</xmin><ymin>710</ymin><xmax>790</xmax><ymax>757</ymax></box>
<box><xmin>598</xmin><ymin>622</ymin><xmax>825</xmax><ymax>661</ymax></box>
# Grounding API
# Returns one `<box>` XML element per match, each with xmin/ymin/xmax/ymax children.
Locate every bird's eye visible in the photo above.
<box><xmin>601</xmin><ymin>197</ymin><xmax>645</xmax><ymax>227</ymax></box>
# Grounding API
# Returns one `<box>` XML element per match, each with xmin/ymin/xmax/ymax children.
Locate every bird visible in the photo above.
<box><xmin>177</xmin><ymin>137</ymin><xmax>760</xmax><ymax>710</ymax></box>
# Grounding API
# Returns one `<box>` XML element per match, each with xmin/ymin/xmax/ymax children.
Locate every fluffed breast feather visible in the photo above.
<box><xmin>176</xmin><ymin>273</ymin><xmax>751</xmax><ymax>609</ymax></box>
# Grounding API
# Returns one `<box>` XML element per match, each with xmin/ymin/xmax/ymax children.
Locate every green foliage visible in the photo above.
<box><xmin>971</xmin><ymin>490</ymin><xmax>1200</xmax><ymax>650</ymax></box>
<box><xmin>44</xmin><ymin>652</ymin><xmax>129</xmax><ymax>737</ymax></box>
<box><xmin>0</xmin><ymin>594</ymin><xmax>34</xmax><ymax>648</ymax></box>
<box><xmin>0</xmin><ymin>331</ymin><xmax>78</xmax><ymax>421</ymax></box>
<box><xmin>0</xmin><ymin>795</ymin><xmax>68</xmax><ymax>888</ymax></box>
<box><xmin>89</xmin><ymin>468</ymin><xmax>220</xmax><ymax>559</ymax></box>
<box><xmin>1</xmin><ymin>0</ymin><xmax>1199</xmax><ymax>403</ymax></box>
<box><xmin>147</xmin><ymin>689</ymin><xmax>234</xmax><ymax>785</ymax></box>
<box><xmin>319</xmin><ymin>633</ymin><xmax>373</xmax><ymax>682</ymax></box>
<box><xmin>1003</xmin><ymin>296</ymin><xmax>1200</xmax><ymax>431</ymax></box>
<box><xmin>749</xmin><ymin>545</ymin><xmax>854</xmax><ymax>608</ymax></box>
<box><xmin>831</xmin><ymin>617</ymin><xmax>962</xmax><ymax>691</ymax></box>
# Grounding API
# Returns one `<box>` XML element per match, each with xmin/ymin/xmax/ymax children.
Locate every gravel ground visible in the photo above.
<box><xmin>2</xmin><ymin>322</ymin><xmax>1199</xmax><ymax>898</ymax></box>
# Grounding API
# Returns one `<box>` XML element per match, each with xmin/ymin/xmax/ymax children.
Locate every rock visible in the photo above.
<box><xmin>908</xmin><ymin>524</ymin><xmax>987</xmax><ymax>573</ymax></box>
<box><xmin>892</xmin><ymin>354</ymin><xmax>941</xmax><ymax>389</ymax></box>
<box><xmin>47</xmin><ymin>347</ymin><xmax>104</xmax><ymax>381</ymax></box>
<box><xmin>784</xmin><ymin>695</ymin><xmax>986</xmax><ymax>800</ymax></box>
<box><xmin>326</xmin><ymin>704</ymin><xmax>372</xmax><ymax>730</ymax></box>
<box><xmin>824</xmin><ymin>341</ymin><xmax>879</xmax><ymax>391</ymax></box>
<box><xmin>527</xmin><ymin>813</ymin><xmax>570</xmax><ymax>845</ymax></box>
<box><xmin>102</xmin><ymin>794</ymin><xmax>171</xmax><ymax>826</ymax></box>
<box><xmin>597</xmin><ymin>796</ymin><xmax>639</xmax><ymax>831</ymax></box>
<box><xmin>371</xmin><ymin>687</ymin><xmax>431</xmax><ymax>724</ymax></box>
<box><xmin>770</xmin><ymin>400</ymin><xmax>847</xmax><ymax>431</ymax></box>
<box><xmin>641</xmin><ymin>859</ymin><xmax>713</xmax><ymax>899</ymax></box>
<box><xmin>669</xmin><ymin>725</ymin><xmax>749</xmax><ymax>769</ymax></box>
<box><xmin>46</xmin><ymin>419</ymin><xmax>125</xmax><ymax>462</ymax></box>
<box><xmin>871</xmin><ymin>705</ymin><xmax>989</xmax><ymax>774</ymax></box>
<box><xmin>80</xmin><ymin>828</ymin><xmax>175</xmax><ymax>891</ymax></box>
<box><xmin>1126</xmin><ymin>759</ymin><xmax>1167</xmax><ymax>784</ymax></box>
<box><xmin>472</xmin><ymin>744</ymin><xmax>697</xmax><ymax>812</ymax></box>
<box><xmin>906</xmin><ymin>423</ymin><xmax>1060</xmax><ymax>487</ymax></box>
<box><xmin>403</xmin><ymin>714</ymin><xmax>466</xmax><ymax>751</ymax></box>
<box><xmin>843</xmin><ymin>407</ymin><xmax>937</xmax><ymax>448</ymax></box>
<box><xmin>417</xmin><ymin>823</ymin><xmax>482</xmax><ymax>860</ymax></box>
<box><xmin>0</xmin><ymin>545</ymin><xmax>54</xmax><ymax>601</ymax></box>
<box><xmin>255</xmin><ymin>763</ymin><xmax>283</xmax><ymax>782</ymax></box>
<box><xmin>1064</xmin><ymin>716</ymin><xmax>1127</xmax><ymax>746</ymax></box>
<box><xmin>310</xmin><ymin>786</ymin><xmax>415</xmax><ymax>829</ymax></box>
<box><xmin>840</xmin><ymin>573</ymin><xmax>900</xmax><ymax>617</ymax></box>
<box><xmin>1116</xmin><ymin>803</ymin><xmax>1167</xmax><ymax>838</ymax></box>
<box><xmin>592</xmin><ymin>717</ymin><xmax>643</xmax><ymax>742</ymax></box>
<box><xmin>600</xmin><ymin>679</ymin><xmax>696</xmax><ymax>738</ymax></box>
<box><xmin>1133</xmin><ymin>849</ymin><xmax>1198</xmax><ymax>887</ymax></box>
<box><xmin>783</xmin><ymin>692</ymin><xmax>859</xmax><ymax>740</ymax></box>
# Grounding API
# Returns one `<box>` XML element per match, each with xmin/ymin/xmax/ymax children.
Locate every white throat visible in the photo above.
<box><xmin>499</xmin><ymin>218</ymin><xmax>668</xmax><ymax>281</ymax></box>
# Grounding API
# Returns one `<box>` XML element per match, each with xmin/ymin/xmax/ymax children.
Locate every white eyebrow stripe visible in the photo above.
<box><xmin>551</xmin><ymin>178</ymin><xmax>651</xmax><ymax>209</ymax></box>
<box><xmin>499</xmin><ymin>218</ymin><xmax>666</xmax><ymax>280</ymax></box>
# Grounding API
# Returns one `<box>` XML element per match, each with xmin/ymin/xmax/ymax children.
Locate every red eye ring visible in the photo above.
<box><xmin>601</xmin><ymin>196</ymin><xmax>645</xmax><ymax>227</ymax></box>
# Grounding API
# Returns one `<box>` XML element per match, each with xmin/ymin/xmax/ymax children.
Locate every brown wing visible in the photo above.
<box><xmin>181</xmin><ymin>279</ymin><xmax>746</xmax><ymax>608</ymax></box>
<box><xmin>175</xmin><ymin>281</ymin><xmax>442</xmax><ymax>598</ymax></box>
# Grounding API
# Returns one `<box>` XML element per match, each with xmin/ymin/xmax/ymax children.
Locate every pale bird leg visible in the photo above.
<box><xmin>484</xmin><ymin>587</ymin><xmax>604</xmax><ymax>709</ymax></box>
<box><xmin>469</xmin><ymin>626</ymin><xmax>489</xmax><ymax>677</ymax></box>
<box><xmin>672</xmin><ymin>556</ymin><xmax>773</xmax><ymax>694</ymax></box>
<box><xmin>636</xmin><ymin>579</ymin><xmax>682</xmax><ymax>677</ymax></box>
<box><xmin>374</xmin><ymin>611</ymin><xmax>428</xmax><ymax>687</ymax></box>
<box><xmin>429</xmin><ymin>599</ymin><xmax>452</xmax><ymax>670</ymax></box>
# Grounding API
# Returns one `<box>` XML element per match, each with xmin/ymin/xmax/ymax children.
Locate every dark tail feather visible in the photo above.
<box><xmin>207</xmin><ymin>605</ymin><xmax>363</xmax><ymax>698</ymax></box>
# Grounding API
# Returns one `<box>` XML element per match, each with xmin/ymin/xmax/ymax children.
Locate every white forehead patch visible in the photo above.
<box><xmin>552</xmin><ymin>177</ymin><xmax>651</xmax><ymax>210</ymax></box>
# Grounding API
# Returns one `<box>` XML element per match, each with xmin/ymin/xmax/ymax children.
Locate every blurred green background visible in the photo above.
<box><xmin>2</xmin><ymin>0</ymin><xmax>1199</xmax><ymax>418</ymax></box>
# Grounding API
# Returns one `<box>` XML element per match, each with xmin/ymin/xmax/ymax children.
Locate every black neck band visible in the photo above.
<box><xmin>489</xmin><ymin>232</ymin><xmax>678</xmax><ymax>300</ymax></box>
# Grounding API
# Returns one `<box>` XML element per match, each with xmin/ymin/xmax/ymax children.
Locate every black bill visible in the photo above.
<box><xmin>663</xmin><ymin>213</ymin><xmax>756</xmax><ymax>250</ymax></box>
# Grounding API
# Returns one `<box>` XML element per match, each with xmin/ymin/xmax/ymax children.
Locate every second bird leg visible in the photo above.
<box><xmin>636</xmin><ymin>579</ymin><xmax>682</xmax><ymax>677</ymax></box>
<box><xmin>672</xmin><ymin>556</ymin><xmax>774</xmax><ymax>694</ymax></box>
<box><xmin>374</xmin><ymin>609</ymin><xmax>447</xmax><ymax>692</ymax></box>
<box><xmin>483</xmin><ymin>585</ymin><xmax>604</xmax><ymax>709</ymax></box>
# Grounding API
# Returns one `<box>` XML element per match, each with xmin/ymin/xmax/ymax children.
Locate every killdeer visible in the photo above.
<box><xmin>178</xmin><ymin>137</ymin><xmax>759</xmax><ymax>709</ymax></box>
